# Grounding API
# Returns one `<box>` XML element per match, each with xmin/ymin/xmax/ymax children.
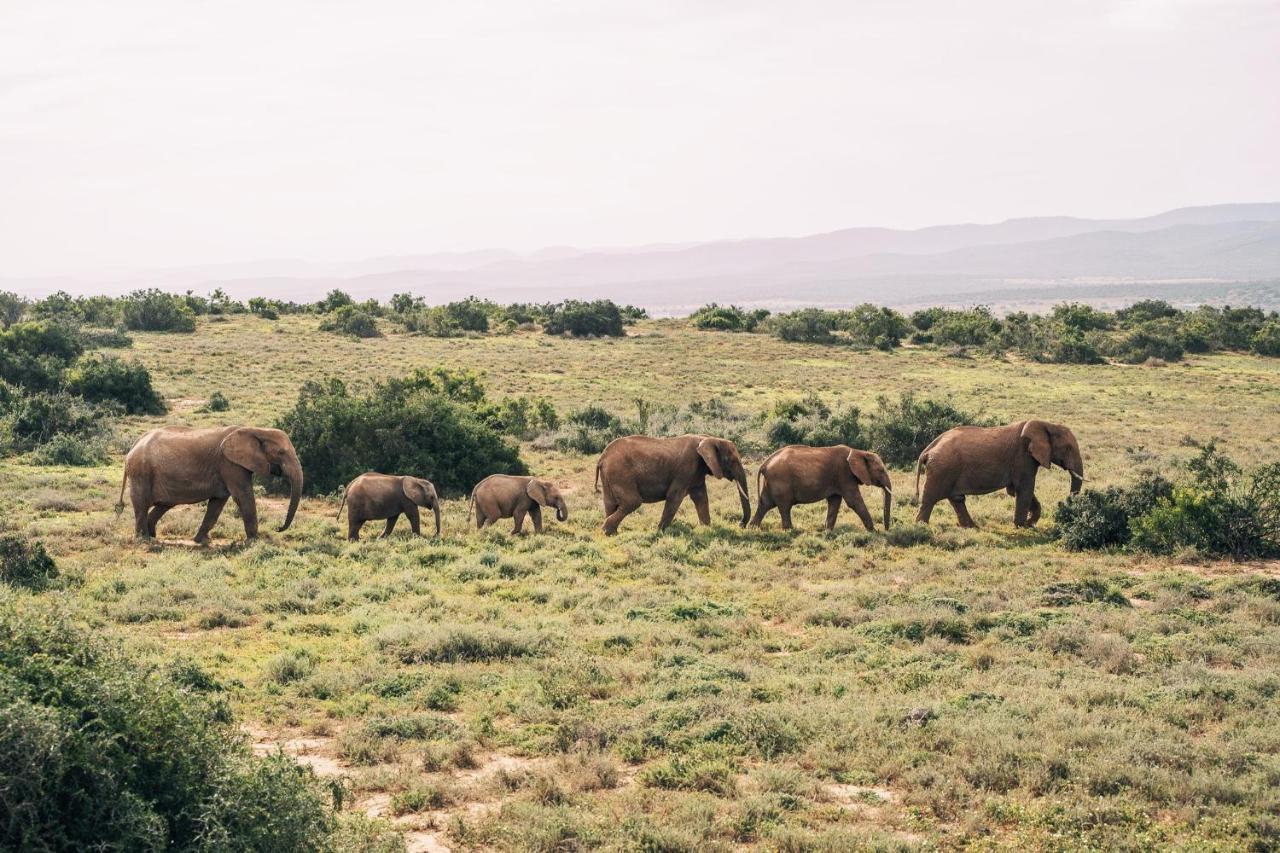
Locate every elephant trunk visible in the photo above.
<box><xmin>882</xmin><ymin>487</ymin><xmax>893</xmax><ymax>530</ymax></box>
<box><xmin>736</xmin><ymin>471</ymin><xmax>751</xmax><ymax>528</ymax></box>
<box><xmin>278</xmin><ymin>456</ymin><xmax>303</xmax><ymax>532</ymax></box>
<box><xmin>1070</xmin><ymin>471</ymin><xmax>1084</xmax><ymax>495</ymax></box>
<box><xmin>556</xmin><ymin>499</ymin><xmax>568</xmax><ymax>523</ymax></box>
<box><xmin>432</xmin><ymin>502</ymin><xmax>442</xmax><ymax>538</ymax></box>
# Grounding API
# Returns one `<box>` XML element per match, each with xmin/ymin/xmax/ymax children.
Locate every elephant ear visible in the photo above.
<box><xmin>697</xmin><ymin>438</ymin><xmax>726</xmax><ymax>479</ymax></box>
<box><xmin>221</xmin><ymin>429</ymin><xmax>271</xmax><ymax>476</ymax></box>
<box><xmin>525</xmin><ymin>479</ymin><xmax>550</xmax><ymax>506</ymax></box>
<box><xmin>1021</xmin><ymin>421</ymin><xmax>1052</xmax><ymax>469</ymax></box>
<box><xmin>402</xmin><ymin>477</ymin><xmax>432</xmax><ymax>506</ymax></box>
<box><xmin>846</xmin><ymin>449</ymin><xmax>873</xmax><ymax>485</ymax></box>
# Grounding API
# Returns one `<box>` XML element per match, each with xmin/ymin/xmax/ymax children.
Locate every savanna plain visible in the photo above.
<box><xmin>6</xmin><ymin>314</ymin><xmax>1280</xmax><ymax>851</ymax></box>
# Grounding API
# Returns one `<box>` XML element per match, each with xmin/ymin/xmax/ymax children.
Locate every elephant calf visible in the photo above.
<box><xmin>469</xmin><ymin>474</ymin><xmax>568</xmax><ymax>533</ymax></box>
<box><xmin>915</xmin><ymin>420</ymin><xmax>1085</xmax><ymax>528</ymax></box>
<box><xmin>337</xmin><ymin>473</ymin><xmax>441</xmax><ymax>541</ymax></box>
<box><xmin>751</xmin><ymin>444</ymin><xmax>893</xmax><ymax>531</ymax></box>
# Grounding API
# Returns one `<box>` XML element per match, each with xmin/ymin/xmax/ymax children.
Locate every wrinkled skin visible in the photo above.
<box><xmin>915</xmin><ymin>420</ymin><xmax>1085</xmax><ymax>528</ymax></box>
<box><xmin>595</xmin><ymin>434</ymin><xmax>751</xmax><ymax>534</ymax></box>
<box><xmin>751</xmin><ymin>444</ymin><xmax>894</xmax><ymax>532</ymax></box>
<box><xmin>470</xmin><ymin>474</ymin><xmax>568</xmax><ymax>534</ymax></box>
<box><xmin>120</xmin><ymin>426</ymin><xmax>303</xmax><ymax>543</ymax></box>
<box><xmin>338</xmin><ymin>472</ymin><xmax>441</xmax><ymax>541</ymax></box>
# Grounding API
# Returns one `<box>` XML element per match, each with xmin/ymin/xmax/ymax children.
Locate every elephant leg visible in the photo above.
<box><xmin>1013</xmin><ymin>488</ymin><xmax>1032</xmax><ymax>527</ymax></box>
<box><xmin>845</xmin><ymin>489</ymin><xmax>875</xmax><ymax>531</ymax></box>
<box><xmin>225</xmin><ymin>470</ymin><xmax>259</xmax><ymax>538</ymax></box>
<box><xmin>194</xmin><ymin>498</ymin><xmax>228</xmax><ymax>543</ymax></box>
<box><xmin>512</xmin><ymin>506</ymin><xmax>527</xmax><ymax>534</ymax></box>
<box><xmin>530</xmin><ymin>505</ymin><xmax>543</xmax><ymax>534</ymax></box>
<box><xmin>603</xmin><ymin>495</ymin><xmax>641</xmax><ymax>535</ymax></box>
<box><xmin>949</xmin><ymin>496</ymin><xmax>978</xmax><ymax>528</ymax></box>
<box><xmin>749</xmin><ymin>491</ymin><xmax>774</xmax><ymax>528</ymax></box>
<box><xmin>404</xmin><ymin>505</ymin><xmax>421</xmax><ymax>536</ymax></box>
<box><xmin>381</xmin><ymin>514</ymin><xmax>399</xmax><ymax>538</ymax></box>
<box><xmin>778</xmin><ymin>502</ymin><xmax>794</xmax><ymax>531</ymax></box>
<box><xmin>132</xmin><ymin>494</ymin><xmax>151</xmax><ymax>539</ymax></box>
<box><xmin>1028</xmin><ymin>495</ymin><xmax>1042</xmax><ymax>527</ymax></box>
<box><xmin>146</xmin><ymin>503</ymin><xmax>174</xmax><ymax>538</ymax></box>
<box><xmin>348</xmin><ymin>517</ymin><xmax>362</xmax><ymax>542</ymax></box>
<box><xmin>689</xmin><ymin>485</ymin><xmax>711</xmax><ymax>526</ymax></box>
<box><xmin>657</xmin><ymin>489</ymin><xmax>688</xmax><ymax>531</ymax></box>
<box><xmin>825</xmin><ymin>496</ymin><xmax>841</xmax><ymax>530</ymax></box>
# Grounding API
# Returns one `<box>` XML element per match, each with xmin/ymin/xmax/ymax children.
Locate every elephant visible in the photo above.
<box><xmin>914</xmin><ymin>420</ymin><xmax>1085</xmax><ymax>528</ymax></box>
<box><xmin>119</xmin><ymin>426</ymin><xmax>302</xmax><ymax>542</ymax></box>
<box><xmin>750</xmin><ymin>444</ymin><xmax>894</xmax><ymax>531</ymax></box>
<box><xmin>336</xmin><ymin>472</ymin><xmax>441</xmax><ymax>541</ymax></box>
<box><xmin>595</xmin><ymin>434</ymin><xmax>751</xmax><ymax>534</ymax></box>
<box><xmin>469</xmin><ymin>474</ymin><xmax>568</xmax><ymax>534</ymax></box>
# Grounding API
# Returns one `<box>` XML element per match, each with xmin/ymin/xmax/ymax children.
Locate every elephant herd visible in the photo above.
<box><xmin>119</xmin><ymin>420</ymin><xmax>1086</xmax><ymax>543</ymax></box>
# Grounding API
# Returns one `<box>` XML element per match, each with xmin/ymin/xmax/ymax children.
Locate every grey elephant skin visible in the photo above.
<box><xmin>470</xmin><ymin>474</ymin><xmax>568</xmax><ymax>534</ymax></box>
<box><xmin>752</xmin><ymin>444</ymin><xmax>894</xmax><ymax>531</ymax></box>
<box><xmin>337</xmin><ymin>472</ymin><xmax>441</xmax><ymax>541</ymax></box>
<box><xmin>915</xmin><ymin>420</ymin><xmax>1085</xmax><ymax>528</ymax></box>
<box><xmin>120</xmin><ymin>426</ymin><xmax>303</xmax><ymax>542</ymax></box>
<box><xmin>595</xmin><ymin>434</ymin><xmax>751</xmax><ymax>534</ymax></box>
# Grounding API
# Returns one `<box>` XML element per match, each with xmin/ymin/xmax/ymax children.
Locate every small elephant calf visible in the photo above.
<box><xmin>337</xmin><ymin>472</ymin><xmax>441</xmax><ymax>541</ymax></box>
<box><xmin>470</xmin><ymin>474</ymin><xmax>568</xmax><ymax>534</ymax></box>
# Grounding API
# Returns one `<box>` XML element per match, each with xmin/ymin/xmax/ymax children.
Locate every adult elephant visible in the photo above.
<box><xmin>120</xmin><ymin>426</ymin><xmax>303</xmax><ymax>542</ymax></box>
<box><xmin>751</xmin><ymin>445</ymin><xmax>893</xmax><ymax>531</ymax></box>
<box><xmin>915</xmin><ymin>420</ymin><xmax>1084</xmax><ymax>528</ymax></box>
<box><xmin>469</xmin><ymin>474</ymin><xmax>568</xmax><ymax>534</ymax></box>
<box><xmin>595</xmin><ymin>434</ymin><xmax>750</xmax><ymax>534</ymax></box>
<box><xmin>337</xmin><ymin>472</ymin><xmax>441</xmax><ymax>541</ymax></box>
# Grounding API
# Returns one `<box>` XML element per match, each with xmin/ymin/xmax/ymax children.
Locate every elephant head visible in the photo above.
<box><xmin>1021</xmin><ymin>421</ymin><xmax>1085</xmax><ymax>494</ymax></box>
<box><xmin>402</xmin><ymin>476</ymin><xmax>442</xmax><ymax>537</ymax></box>
<box><xmin>697</xmin><ymin>436</ymin><xmax>751</xmax><ymax>527</ymax></box>
<box><xmin>526</xmin><ymin>479</ymin><xmax>569</xmax><ymax>522</ymax></box>
<box><xmin>221</xmin><ymin>427</ymin><xmax>303</xmax><ymax>531</ymax></box>
<box><xmin>847</xmin><ymin>448</ymin><xmax>894</xmax><ymax>529</ymax></box>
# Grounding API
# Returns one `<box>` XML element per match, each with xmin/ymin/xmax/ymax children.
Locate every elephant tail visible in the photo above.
<box><xmin>594</xmin><ymin>459</ymin><xmax>602</xmax><ymax>494</ymax></box>
<box><xmin>115</xmin><ymin>468</ymin><xmax>128</xmax><ymax>515</ymax></box>
<box><xmin>467</xmin><ymin>486</ymin><xmax>476</xmax><ymax>520</ymax></box>
<box><xmin>915</xmin><ymin>453</ymin><xmax>926</xmax><ymax>501</ymax></box>
<box><xmin>335</xmin><ymin>489</ymin><xmax>347</xmax><ymax>520</ymax></box>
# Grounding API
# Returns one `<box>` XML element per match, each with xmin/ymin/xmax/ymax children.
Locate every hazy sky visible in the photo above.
<box><xmin>2</xmin><ymin>0</ymin><xmax>1278</xmax><ymax>276</ymax></box>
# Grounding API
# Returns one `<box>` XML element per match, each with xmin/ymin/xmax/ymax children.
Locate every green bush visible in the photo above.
<box><xmin>316</xmin><ymin>289</ymin><xmax>355</xmax><ymax>313</ymax></box>
<box><xmin>64</xmin><ymin>354</ymin><xmax>166</xmax><ymax>415</ymax></box>
<box><xmin>1105</xmin><ymin>321</ymin><xmax>1184</xmax><ymax>363</ymax></box>
<box><xmin>0</xmin><ymin>291</ymin><xmax>25</xmax><ymax>329</ymax></box>
<box><xmin>2</xmin><ymin>391</ymin><xmax>116</xmax><ymax>453</ymax></box>
<box><xmin>764</xmin><ymin>394</ymin><xmax>864</xmax><ymax>450</ymax></box>
<box><xmin>1115</xmin><ymin>299</ymin><xmax>1180</xmax><ymax>326</ymax></box>
<box><xmin>1251</xmin><ymin>320</ymin><xmax>1280</xmax><ymax>356</ymax></box>
<box><xmin>926</xmin><ymin>307</ymin><xmax>1000</xmax><ymax>347</ymax></box>
<box><xmin>30</xmin><ymin>433</ymin><xmax>108</xmax><ymax>467</ymax></box>
<box><xmin>119</xmin><ymin>289</ymin><xmax>197</xmax><ymax>333</ymax></box>
<box><xmin>0</xmin><ymin>321</ymin><xmax>84</xmax><ymax>391</ymax></box>
<box><xmin>319</xmin><ymin>305</ymin><xmax>380</xmax><ymax>338</ymax></box>
<box><xmin>0</xmin><ymin>601</ymin><xmax>337</xmax><ymax>850</ymax></box>
<box><xmin>79</xmin><ymin>328</ymin><xmax>133</xmax><ymax>348</ymax></box>
<box><xmin>205</xmin><ymin>391</ymin><xmax>231</xmax><ymax>412</ymax></box>
<box><xmin>0</xmin><ymin>536</ymin><xmax>58</xmax><ymax>590</ymax></box>
<box><xmin>866</xmin><ymin>392</ymin><xmax>994</xmax><ymax>467</ymax></box>
<box><xmin>554</xmin><ymin>406</ymin><xmax>626</xmax><ymax>454</ymax></box>
<box><xmin>1052</xmin><ymin>303</ymin><xmax>1113</xmax><ymax>332</ymax></box>
<box><xmin>1129</xmin><ymin>443</ymin><xmax>1280</xmax><ymax>560</ymax></box>
<box><xmin>276</xmin><ymin>370</ymin><xmax>526</xmax><ymax>496</ymax></box>
<box><xmin>690</xmin><ymin>303</ymin><xmax>769</xmax><ymax>332</ymax></box>
<box><xmin>765</xmin><ymin>309</ymin><xmax>840</xmax><ymax>344</ymax></box>
<box><xmin>542</xmin><ymin>300</ymin><xmax>626</xmax><ymax>337</ymax></box>
<box><xmin>844</xmin><ymin>303</ymin><xmax>908</xmax><ymax>349</ymax></box>
<box><xmin>1053</xmin><ymin>474</ymin><xmax>1173</xmax><ymax>550</ymax></box>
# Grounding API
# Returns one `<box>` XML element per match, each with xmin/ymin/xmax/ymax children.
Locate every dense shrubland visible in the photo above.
<box><xmin>689</xmin><ymin>299</ymin><xmax>1280</xmax><ymax>363</ymax></box>
<box><xmin>276</xmin><ymin>368</ymin><xmax>529</xmax><ymax>496</ymax></box>
<box><xmin>1055</xmin><ymin>442</ymin><xmax>1280</xmax><ymax>560</ymax></box>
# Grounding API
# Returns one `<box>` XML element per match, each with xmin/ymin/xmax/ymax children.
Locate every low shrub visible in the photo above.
<box><xmin>542</xmin><ymin>300</ymin><xmax>627</xmax><ymax>337</ymax></box>
<box><xmin>764</xmin><ymin>394</ymin><xmax>864</xmax><ymax>450</ymax></box>
<box><xmin>204</xmin><ymin>390</ymin><xmax>231</xmax><ymax>412</ymax></box>
<box><xmin>0</xmin><ymin>321</ymin><xmax>84</xmax><ymax>391</ymax></box>
<box><xmin>927</xmin><ymin>307</ymin><xmax>1000</xmax><ymax>347</ymax></box>
<box><xmin>0</xmin><ymin>291</ymin><xmax>25</xmax><ymax>329</ymax></box>
<box><xmin>689</xmin><ymin>303</ymin><xmax>769</xmax><ymax>332</ymax></box>
<box><xmin>765</xmin><ymin>309</ymin><xmax>840</xmax><ymax>344</ymax></box>
<box><xmin>1251</xmin><ymin>320</ymin><xmax>1280</xmax><ymax>357</ymax></box>
<box><xmin>79</xmin><ymin>328</ymin><xmax>133</xmax><ymax>348</ymax></box>
<box><xmin>1105</xmin><ymin>322</ymin><xmax>1184</xmax><ymax>363</ymax></box>
<box><xmin>29</xmin><ymin>433</ymin><xmax>108</xmax><ymax>466</ymax></box>
<box><xmin>639</xmin><ymin>755</ymin><xmax>738</xmax><ymax>797</ymax></box>
<box><xmin>844</xmin><ymin>303</ymin><xmax>909</xmax><ymax>349</ymax></box>
<box><xmin>277</xmin><ymin>370</ymin><xmax>526</xmax><ymax>495</ymax></box>
<box><xmin>320</xmin><ymin>305</ymin><xmax>381</xmax><ymax>338</ymax></box>
<box><xmin>0</xmin><ymin>601</ymin><xmax>336</xmax><ymax>850</ymax></box>
<box><xmin>2</xmin><ymin>391</ymin><xmax>117</xmax><ymax>453</ymax></box>
<box><xmin>555</xmin><ymin>406</ymin><xmax>626</xmax><ymax>454</ymax></box>
<box><xmin>866</xmin><ymin>392</ymin><xmax>994</xmax><ymax>467</ymax></box>
<box><xmin>64</xmin><ymin>354</ymin><xmax>166</xmax><ymax>415</ymax></box>
<box><xmin>376</xmin><ymin>624</ymin><xmax>551</xmax><ymax>664</ymax></box>
<box><xmin>1053</xmin><ymin>474</ymin><xmax>1173</xmax><ymax>551</ymax></box>
<box><xmin>119</xmin><ymin>289</ymin><xmax>197</xmax><ymax>333</ymax></box>
<box><xmin>0</xmin><ymin>536</ymin><xmax>58</xmax><ymax>590</ymax></box>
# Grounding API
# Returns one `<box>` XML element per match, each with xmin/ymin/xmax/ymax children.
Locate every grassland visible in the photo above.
<box><xmin>4</xmin><ymin>315</ymin><xmax>1280</xmax><ymax>851</ymax></box>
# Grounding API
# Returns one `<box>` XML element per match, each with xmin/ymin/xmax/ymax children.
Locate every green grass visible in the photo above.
<box><xmin>4</xmin><ymin>315</ymin><xmax>1280</xmax><ymax>850</ymax></box>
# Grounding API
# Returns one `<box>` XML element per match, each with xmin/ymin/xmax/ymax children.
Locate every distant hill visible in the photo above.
<box><xmin>6</xmin><ymin>203</ymin><xmax>1280</xmax><ymax>313</ymax></box>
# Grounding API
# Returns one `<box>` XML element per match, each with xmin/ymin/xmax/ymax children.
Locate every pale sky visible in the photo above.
<box><xmin>2</xmin><ymin>0</ymin><xmax>1278</xmax><ymax>276</ymax></box>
